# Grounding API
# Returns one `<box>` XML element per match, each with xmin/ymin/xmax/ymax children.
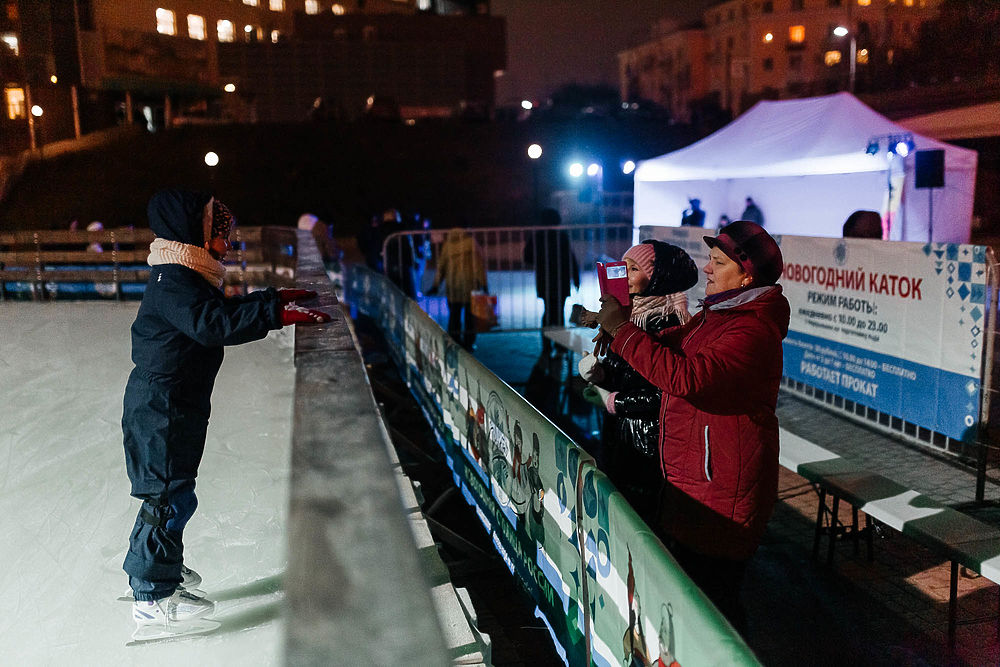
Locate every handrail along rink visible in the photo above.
<box><xmin>283</xmin><ymin>229</ymin><xmax>450</xmax><ymax>665</ymax></box>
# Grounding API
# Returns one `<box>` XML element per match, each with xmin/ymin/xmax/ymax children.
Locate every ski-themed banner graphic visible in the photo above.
<box><xmin>350</xmin><ymin>267</ymin><xmax>759</xmax><ymax>667</ymax></box>
<box><xmin>640</xmin><ymin>226</ymin><xmax>988</xmax><ymax>442</ymax></box>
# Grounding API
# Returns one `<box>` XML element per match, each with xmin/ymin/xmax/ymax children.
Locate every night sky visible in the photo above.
<box><xmin>491</xmin><ymin>0</ymin><xmax>719</xmax><ymax>106</ymax></box>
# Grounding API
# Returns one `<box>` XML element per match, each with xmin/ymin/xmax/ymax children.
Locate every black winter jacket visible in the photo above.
<box><xmin>602</xmin><ymin>311</ymin><xmax>679</xmax><ymax>459</ymax></box>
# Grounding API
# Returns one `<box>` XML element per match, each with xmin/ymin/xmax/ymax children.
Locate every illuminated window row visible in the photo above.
<box><xmin>242</xmin><ymin>0</ymin><xmax>285</xmax><ymax>10</ymax></box>
<box><xmin>155</xmin><ymin>10</ymin><xmax>281</xmax><ymax>43</ymax></box>
<box><xmin>760</xmin><ymin>25</ymin><xmax>807</xmax><ymax>43</ymax></box>
<box><xmin>305</xmin><ymin>1</ymin><xmax>348</xmax><ymax>14</ymax></box>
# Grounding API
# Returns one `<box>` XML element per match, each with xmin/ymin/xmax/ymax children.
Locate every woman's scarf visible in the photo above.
<box><xmin>147</xmin><ymin>237</ymin><xmax>226</xmax><ymax>288</ymax></box>
<box><xmin>629</xmin><ymin>291</ymin><xmax>691</xmax><ymax>330</ymax></box>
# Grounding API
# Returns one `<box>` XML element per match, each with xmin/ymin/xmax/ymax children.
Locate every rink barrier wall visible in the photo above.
<box><xmin>641</xmin><ymin>225</ymin><xmax>1000</xmax><ymax>502</ymax></box>
<box><xmin>0</xmin><ymin>226</ymin><xmax>297</xmax><ymax>300</ymax></box>
<box><xmin>282</xmin><ymin>231</ymin><xmax>451</xmax><ymax>665</ymax></box>
<box><xmin>350</xmin><ymin>265</ymin><xmax>760</xmax><ymax>667</ymax></box>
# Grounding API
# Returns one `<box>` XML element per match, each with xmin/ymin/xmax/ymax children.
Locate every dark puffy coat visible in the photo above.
<box><xmin>603</xmin><ymin>313</ymin><xmax>677</xmax><ymax>458</ymax></box>
<box><xmin>122</xmin><ymin>190</ymin><xmax>282</xmax><ymax>499</ymax></box>
<box><xmin>600</xmin><ymin>312</ymin><xmax>677</xmax><ymax>521</ymax></box>
<box><xmin>610</xmin><ymin>285</ymin><xmax>790</xmax><ymax>560</ymax></box>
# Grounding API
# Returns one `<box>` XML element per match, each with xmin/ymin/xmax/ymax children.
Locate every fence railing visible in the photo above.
<box><xmin>381</xmin><ymin>223</ymin><xmax>634</xmax><ymax>331</ymax></box>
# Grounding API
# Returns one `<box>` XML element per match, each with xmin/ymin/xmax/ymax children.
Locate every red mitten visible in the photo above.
<box><xmin>281</xmin><ymin>303</ymin><xmax>331</xmax><ymax>325</ymax></box>
<box><xmin>278</xmin><ymin>288</ymin><xmax>318</xmax><ymax>304</ymax></box>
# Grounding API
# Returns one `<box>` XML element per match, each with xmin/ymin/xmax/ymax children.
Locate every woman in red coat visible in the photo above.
<box><xmin>595</xmin><ymin>221</ymin><xmax>788</xmax><ymax>631</ymax></box>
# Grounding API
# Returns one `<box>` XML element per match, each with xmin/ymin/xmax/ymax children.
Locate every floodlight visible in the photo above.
<box><xmin>568</xmin><ymin>162</ymin><xmax>584</xmax><ymax>178</ymax></box>
<box><xmin>622</xmin><ymin>160</ymin><xmax>636</xmax><ymax>175</ymax></box>
<box><xmin>833</xmin><ymin>26</ymin><xmax>849</xmax><ymax>37</ymax></box>
<box><xmin>587</xmin><ymin>163</ymin><xmax>600</xmax><ymax>177</ymax></box>
<box><xmin>527</xmin><ymin>143</ymin><xmax>542</xmax><ymax>160</ymax></box>
<box><xmin>866</xmin><ymin>139</ymin><xmax>879</xmax><ymax>155</ymax></box>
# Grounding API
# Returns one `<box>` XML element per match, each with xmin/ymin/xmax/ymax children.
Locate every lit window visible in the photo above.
<box><xmin>270</xmin><ymin>29</ymin><xmax>280</xmax><ymax>43</ymax></box>
<box><xmin>789</xmin><ymin>25</ymin><xmax>805</xmax><ymax>43</ymax></box>
<box><xmin>824</xmin><ymin>50</ymin><xmax>842</xmax><ymax>66</ymax></box>
<box><xmin>243</xmin><ymin>0</ymin><xmax>258</xmax><ymax>6</ymax></box>
<box><xmin>5</xmin><ymin>86</ymin><xmax>25</xmax><ymax>119</ymax></box>
<box><xmin>270</xmin><ymin>0</ymin><xmax>284</xmax><ymax>10</ymax></box>
<box><xmin>903</xmin><ymin>0</ymin><xmax>913</xmax><ymax>5</ymax></box>
<box><xmin>857</xmin><ymin>48</ymin><xmax>869</xmax><ymax>64</ymax></box>
<box><xmin>305</xmin><ymin>0</ymin><xmax>319</xmax><ymax>13</ymax></box>
<box><xmin>887</xmin><ymin>48</ymin><xmax>894</xmax><ymax>64</ymax></box>
<box><xmin>217</xmin><ymin>20</ymin><xmax>235</xmax><ymax>42</ymax></box>
<box><xmin>156</xmin><ymin>8</ymin><xmax>176</xmax><ymax>35</ymax></box>
<box><xmin>187</xmin><ymin>15</ymin><xmax>206</xmax><ymax>40</ymax></box>
<box><xmin>1</xmin><ymin>32</ymin><xmax>18</xmax><ymax>55</ymax></box>
<box><xmin>332</xmin><ymin>4</ymin><xmax>345</xmax><ymax>14</ymax></box>
<box><xmin>417</xmin><ymin>0</ymin><xmax>432</xmax><ymax>8</ymax></box>
<box><xmin>763</xmin><ymin>32</ymin><xmax>774</xmax><ymax>43</ymax></box>
<box><xmin>858</xmin><ymin>0</ymin><xmax>871</xmax><ymax>5</ymax></box>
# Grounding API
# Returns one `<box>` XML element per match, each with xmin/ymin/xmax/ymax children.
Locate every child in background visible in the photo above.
<box><xmin>123</xmin><ymin>189</ymin><xmax>329</xmax><ymax>637</ymax></box>
<box><xmin>576</xmin><ymin>241</ymin><xmax>698</xmax><ymax>520</ymax></box>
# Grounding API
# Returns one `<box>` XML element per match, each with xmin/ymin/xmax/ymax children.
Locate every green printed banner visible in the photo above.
<box><xmin>577</xmin><ymin>465</ymin><xmax>760</xmax><ymax>666</ymax></box>
<box><xmin>350</xmin><ymin>268</ymin><xmax>760</xmax><ymax>667</ymax></box>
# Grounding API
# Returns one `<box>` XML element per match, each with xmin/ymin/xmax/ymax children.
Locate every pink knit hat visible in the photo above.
<box><xmin>622</xmin><ymin>243</ymin><xmax>656</xmax><ymax>280</ymax></box>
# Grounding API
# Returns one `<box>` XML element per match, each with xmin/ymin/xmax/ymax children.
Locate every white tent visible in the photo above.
<box><xmin>634</xmin><ymin>92</ymin><xmax>978</xmax><ymax>242</ymax></box>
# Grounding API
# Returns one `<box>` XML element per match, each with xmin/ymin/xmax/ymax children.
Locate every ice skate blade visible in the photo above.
<box><xmin>128</xmin><ymin>618</ymin><xmax>221</xmax><ymax>645</ymax></box>
<box><xmin>119</xmin><ymin>586</ymin><xmax>207</xmax><ymax>602</ymax></box>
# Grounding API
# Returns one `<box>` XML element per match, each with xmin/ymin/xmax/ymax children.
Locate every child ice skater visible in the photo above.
<box><xmin>123</xmin><ymin>189</ymin><xmax>329</xmax><ymax>635</ymax></box>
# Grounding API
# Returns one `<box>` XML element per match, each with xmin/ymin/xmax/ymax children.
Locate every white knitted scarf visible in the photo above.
<box><xmin>630</xmin><ymin>292</ymin><xmax>691</xmax><ymax>330</ymax></box>
<box><xmin>147</xmin><ymin>238</ymin><xmax>226</xmax><ymax>288</ymax></box>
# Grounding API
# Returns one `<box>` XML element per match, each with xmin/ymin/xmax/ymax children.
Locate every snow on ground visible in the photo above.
<box><xmin>0</xmin><ymin>302</ymin><xmax>294</xmax><ymax>665</ymax></box>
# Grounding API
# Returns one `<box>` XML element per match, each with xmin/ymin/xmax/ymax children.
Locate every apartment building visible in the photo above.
<box><xmin>0</xmin><ymin>0</ymin><xmax>500</xmax><ymax>153</ymax></box>
<box><xmin>618</xmin><ymin>0</ymin><xmax>942</xmax><ymax>120</ymax></box>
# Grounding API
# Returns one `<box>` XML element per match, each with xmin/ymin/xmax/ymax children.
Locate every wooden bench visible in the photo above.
<box><xmin>779</xmin><ymin>428</ymin><xmax>1000</xmax><ymax>645</ymax></box>
<box><xmin>0</xmin><ymin>226</ymin><xmax>298</xmax><ymax>299</ymax></box>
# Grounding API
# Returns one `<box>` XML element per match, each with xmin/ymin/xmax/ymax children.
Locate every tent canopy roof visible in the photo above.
<box><xmin>635</xmin><ymin>92</ymin><xmax>978</xmax><ymax>181</ymax></box>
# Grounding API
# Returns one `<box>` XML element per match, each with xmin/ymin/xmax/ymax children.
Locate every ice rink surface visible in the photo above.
<box><xmin>1</xmin><ymin>302</ymin><xmax>294</xmax><ymax>665</ymax></box>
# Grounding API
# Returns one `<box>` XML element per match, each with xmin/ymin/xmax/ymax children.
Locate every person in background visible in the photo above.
<box><xmin>357</xmin><ymin>212</ymin><xmax>386</xmax><ymax>272</ymax></box>
<box><xmin>576</xmin><ymin>240</ymin><xmax>699</xmax><ymax>521</ymax></box>
<box><xmin>298</xmin><ymin>213</ymin><xmax>344</xmax><ymax>290</ymax></box>
<box><xmin>382</xmin><ymin>208</ymin><xmax>417</xmax><ymax>298</ymax></box>
<box><xmin>842</xmin><ymin>210</ymin><xmax>884</xmax><ymax>239</ymax></box>
<box><xmin>740</xmin><ymin>197</ymin><xmax>765</xmax><ymax>227</ymax></box>
<box><xmin>523</xmin><ymin>208</ymin><xmax>580</xmax><ymax>352</ymax></box>
<box><xmin>122</xmin><ymin>189</ymin><xmax>330</xmax><ymax>636</ymax></box>
<box><xmin>594</xmin><ymin>221</ymin><xmax>788</xmax><ymax>633</ymax></box>
<box><xmin>681</xmin><ymin>198</ymin><xmax>705</xmax><ymax>227</ymax></box>
<box><xmin>717</xmin><ymin>214</ymin><xmax>731</xmax><ymax>229</ymax></box>
<box><xmin>429</xmin><ymin>228</ymin><xmax>487</xmax><ymax>350</ymax></box>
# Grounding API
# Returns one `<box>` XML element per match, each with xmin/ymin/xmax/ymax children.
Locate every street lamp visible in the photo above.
<box><xmin>30</xmin><ymin>104</ymin><xmax>44</xmax><ymax>155</ymax></box>
<box><xmin>527</xmin><ymin>143</ymin><xmax>542</xmax><ymax>221</ymax></box>
<box><xmin>834</xmin><ymin>25</ymin><xmax>856</xmax><ymax>94</ymax></box>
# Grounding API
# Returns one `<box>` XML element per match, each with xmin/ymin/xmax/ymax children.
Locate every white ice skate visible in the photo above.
<box><xmin>118</xmin><ymin>565</ymin><xmax>206</xmax><ymax>601</ymax></box>
<box><xmin>130</xmin><ymin>589</ymin><xmax>219</xmax><ymax>643</ymax></box>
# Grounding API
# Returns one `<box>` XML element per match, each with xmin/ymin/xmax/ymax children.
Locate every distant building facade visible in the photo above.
<box><xmin>618</xmin><ymin>0</ymin><xmax>942</xmax><ymax>120</ymax></box>
<box><xmin>0</xmin><ymin>0</ymin><xmax>503</xmax><ymax>154</ymax></box>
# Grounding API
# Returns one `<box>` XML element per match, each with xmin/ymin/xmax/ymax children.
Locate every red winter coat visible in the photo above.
<box><xmin>610</xmin><ymin>285</ymin><xmax>790</xmax><ymax>560</ymax></box>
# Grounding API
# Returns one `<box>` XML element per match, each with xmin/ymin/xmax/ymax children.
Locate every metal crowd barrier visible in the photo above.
<box><xmin>381</xmin><ymin>223</ymin><xmax>634</xmax><ymax>331</ymax></box>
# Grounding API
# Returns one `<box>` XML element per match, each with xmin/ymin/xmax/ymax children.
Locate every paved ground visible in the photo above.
<box><xmin>472</xmin><ymin>330</ymin><xmax>1000</xmax><ymax>666</ymax></box>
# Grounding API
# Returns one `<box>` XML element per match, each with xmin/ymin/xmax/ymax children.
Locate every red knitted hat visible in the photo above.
<box><xmin>622</xmin><ymin>243</ymin><xmax>656</xmax><ymax>280</ymax></box>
